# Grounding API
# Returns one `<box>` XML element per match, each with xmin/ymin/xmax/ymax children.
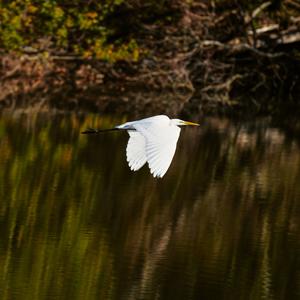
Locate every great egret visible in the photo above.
<box><xmin>82</xmin><ymin>115</ymin><xmax>199</xmax><ymax>178</ymax></box>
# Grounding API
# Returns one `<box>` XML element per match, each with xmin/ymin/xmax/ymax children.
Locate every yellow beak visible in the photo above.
<box><xmin>183</xmin><ymin>121</ymin><xmax>200</xmax><ymax>126</ymax></box>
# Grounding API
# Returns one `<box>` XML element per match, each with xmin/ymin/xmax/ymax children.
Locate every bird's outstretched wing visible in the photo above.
<box><xmin>126</xmin><ymin>131</ymin><xmax>147</xmax><ymax>171</ymax></box>
<box><xmin>133</xmin><ymin>123</ymin><xmax>181</xmax><ymax>178</ymax></box>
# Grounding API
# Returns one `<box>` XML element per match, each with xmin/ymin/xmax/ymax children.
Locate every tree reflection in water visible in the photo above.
<box><xmin>0</xmin><ymin>113</ymin><xmax>299</xmax><ymax>300</ymax></box>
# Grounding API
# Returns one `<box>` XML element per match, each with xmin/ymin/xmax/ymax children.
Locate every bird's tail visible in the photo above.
<box><xmin>81</xmin><ymin>127</ymin><xmax>119</xmax><ymax>134</ymax></box>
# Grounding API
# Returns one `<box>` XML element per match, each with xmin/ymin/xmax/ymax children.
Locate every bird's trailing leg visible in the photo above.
<box><xmin>81</xmin><ymin>127</ymin><xmax>120</xmax><ymax>134</ymax></box>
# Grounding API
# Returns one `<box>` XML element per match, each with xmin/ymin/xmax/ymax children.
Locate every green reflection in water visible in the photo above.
<box><xmin>0</xmin><ymin>113</ymin><xmax>300</xmax><ymax>300</ymax></box>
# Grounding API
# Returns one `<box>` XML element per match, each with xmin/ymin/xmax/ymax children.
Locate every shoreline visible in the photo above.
<box><xmin>1</xmin><ymin>52</ymin><xmax>299</xmax><ymax>118</ymax></box>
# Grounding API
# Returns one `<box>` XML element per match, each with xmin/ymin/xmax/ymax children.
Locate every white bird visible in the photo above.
<box><xmin>82</xmin><ymin>115</ymin><xmax>199</xmax><ymax>178</ymax></box>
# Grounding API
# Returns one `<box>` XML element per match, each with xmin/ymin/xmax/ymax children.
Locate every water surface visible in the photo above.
<box><xmin>0</xmin><ymin>113</ymin><xmax>300</xmax><ymax>300</ymax></box>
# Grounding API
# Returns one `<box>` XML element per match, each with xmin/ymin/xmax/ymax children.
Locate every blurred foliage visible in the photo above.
<box><xmin>0</xmin><ymin>0</ymin><xmax>139</xmax><ymax>62</ymax></box>
<box><xmin>0</xmin><ymin>113</ymin><xmax>300</xmax><ymax>299</ymax></box>
<box><xmin>0</xmin><ymin>0</ymin><xmax>187</xmax><ymax>62</ymax></box>
<box><xmin>0</xmin><ymin>0</ymin><xmax>298</xmax><ymax>63</ymax></box>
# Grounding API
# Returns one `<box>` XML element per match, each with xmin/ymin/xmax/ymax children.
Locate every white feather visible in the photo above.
<box><xmin>126</xmin><ymin>131</ymin><xmax>147</xmax><ymax>171</ymax></box>
<box><xmin>133</xmin><ymin>121</ymin><xmax>181</xmax><ymax>178</ymax></box>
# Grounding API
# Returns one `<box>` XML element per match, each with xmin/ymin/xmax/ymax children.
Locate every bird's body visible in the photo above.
<box><xmin>82</xmin><ymin>115</ymin><xmax>199</xmax><ymax>178</ymax></box>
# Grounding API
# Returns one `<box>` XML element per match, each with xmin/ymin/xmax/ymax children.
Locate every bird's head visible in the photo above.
<box><xmin>171</xmin><ymin>119</ymin><xmax>200</xmax><ymax>127</ymax></box>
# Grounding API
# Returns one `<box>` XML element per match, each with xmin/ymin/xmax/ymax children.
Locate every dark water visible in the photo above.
<box><xmin>0</xmin><ymin>113</ymin><xmax>300</xmax><ymax>300</ymax></box>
